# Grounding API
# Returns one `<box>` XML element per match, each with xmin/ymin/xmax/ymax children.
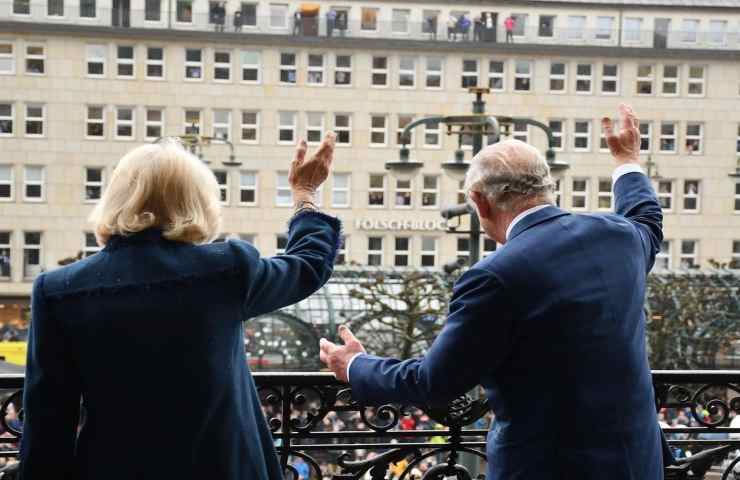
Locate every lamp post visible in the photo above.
<box><xmin>386</xmin><ymin>87</ymin><xmax>568</xmax><ymax>267</ymax></box>
<box><xmin>154</xmin><ymin>130</ymin><xmax>241</xmax><ymax>166</ymax></box>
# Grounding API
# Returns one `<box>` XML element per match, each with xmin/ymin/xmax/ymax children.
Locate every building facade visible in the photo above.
<box><xmin>1</xmin><ymin>0</ymin><xmax>740</xmax><ymax>323</ymax></box>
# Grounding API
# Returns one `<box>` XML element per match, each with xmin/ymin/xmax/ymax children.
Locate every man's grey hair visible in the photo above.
<box><xmin>463</xmin><ymin>139</ymin><xmax>556</xmax><ymax>212</ymax></box>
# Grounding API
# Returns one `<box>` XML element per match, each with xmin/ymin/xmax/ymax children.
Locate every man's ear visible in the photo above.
<box><xmin>469</xmin><ymin>191</ymin><xmax>493</xmax><ymax>221</ymax></box>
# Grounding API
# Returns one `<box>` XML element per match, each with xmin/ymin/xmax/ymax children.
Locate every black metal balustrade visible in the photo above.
<box><xmin>0</xmin><ymin>371</ymin><xmax>737</xmax><ymax>479</ymax></box>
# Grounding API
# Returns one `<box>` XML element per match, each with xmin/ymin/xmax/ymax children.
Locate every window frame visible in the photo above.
<box><xmin>239</xmin><ymin>170</ymin><xmax>258</xmax><ymax>206</ymax></box>
<box><xmin>488</xmin><ymin>60</ymin><xmax>505</xmax><ymax>92</ymax></box>
<box><xmin>333</xmin><ymin>113</ymin><xmax>351</xmax><ymax>146</ymax></box>
<box><xmin>571</xmin><ymin>178</ymin><xmax>589</xmax><ymax>211</ymax></box>
<box><xmin>601</xmin><ymin>63</ymin><xmax>619</xmax><ymax>95</ymax></box>
<box><xmin>575</xmin><ymin>63</ymin><xmax>593</xmax><ymax>94</ymax></box>
<box><xmin>85</xmin><ymin>104</ymin><xmax>105</xmax><ymax>139</ymax></box>
<box><xmin>277</xmin><ymin>111</ymin><xmax>296</xmax><ymax>145</ymax></box>
<box><xmin>145</xmin><ymin>46</ymin><xmax>165</xmax><ymax>80</ymax></box>
<box><xmin>421</xmin><ymin>174</ymin><xmax>439</xmax><ymax>208</ymax></box>
<box><xmin>682</xmin><ymin>179</ymin><xmax>701</xmax><ymax>213</ymax></box>
<box><xmin>660</xmin><ymin>64</ymin><xmax>680</xmax><ymax>97</ymax></box>
<box><xmin>334</xmin><ymin>54</ymin><xmax>352</xmax><ymax>87</ymax></box>
<box><xmin>212</xmin><ymin>109</ymin><xmax>231</xmax><ymax>140</ymax></box>
<box><xmin>24</xmin><ymin>43</ymin><xmax>46</xmax><ymax>76</ymax></box>
<box><xmin>84</xmin><ymin>166</ymin><xmax>104</xmax><ymax>203</ymax></box>
<box><xmin>0</xmin><ymin>165</ymin><xmax>14</xmax><ymax>202</ymax></box>
<box><xmin>213</xmin><ymin>49</ymin><xmax>232</xmax><ymax>83</ymax></box>
<box><xmin>596</xmin><ymin>178</ymin><xmax>613</xmax><ymax>211</ymax></box>
<box><xmin>22</xmin><ymin>231</ymin><xmax>43</xmax><ymax>281</ymax></box>
<box><xmin>687</xmin><ymin>65</ymin><xmax>706</xmax><ymax>98</ymax></box>
<box><xmin>184</xmin><ymin>47</ymin><xmax>204</xmax><ymax>81</ymax></box>
<box><xmin>424</xmin><ymin>56</ymin><xmax>443</xmax><ymax>90</ymax></box>
<box><xmin>371</xmin><ymin>56</ymin><xmax>388</xmax><ymax>88</ymax></box>
<box><xmin>549</xmin><ymin>61</ymin><xmax>567</xmax><ymax>93</ymax></box>
<box><xmin>659</xmin><ymin>121</ymin><xmax>677</xmax><ymax>154</ymax></box>
<box><xmin>398</xmin><ymin>56</ymin><xmax>416</xmax><ymax>89</ymax></box>
<box><xmin>116</xmin><ymin>45</ymin><xmax>135</xmax><ymax>79</ymax></box>
<box><xmin>23</xmin><ymin>165</ymin><xmax>45</xmax><ymax>202</ymax></box>
<box><xmin>0</xmin><ymin>42</ymin><xmax>15</xmax><ymax>76</ymax></box>
<box><xmin>240</xmin><ymin>50</ymin><xmax>261</xmax><ymax>84</ymax></box>
<box><xmin>573</xmin><ymin>119</ymin><xmax>591</xmax><ymax>152</ymax></box>
<box><xmin>144</xmin><ymin>107</ymin><xmax>164</xmax><ymax>140</ymax></box>
<box><xmin>306</xmin><ymin>52</ymin><xmax>325</xmax><ymax>86</ymax></box>
<box><xmin>24</xmin><ymin>103</ymin><xmax>45</xmax><ymax>138</ymax></box>
<box><xmin>0</xmin><ymin>103</ymin><xmax>14</xmax><ymax>137</ymax></box>
<box><xmin>368</xmin><ymin>174</ymin><xmax>386</xmax><ymax>208</ymax></box>
<box><xmin>513</xmin><ymin>60</ymin><xmax>533</xmax><ymax>92</ymax></box>
<box><xmin>86</xmin><ymin>43</ymin><xmax>107</xmax><ymax>78</ymax></box>
<box><xmin>370</xmin><ymin>115</ymin><xmax>387</xmax><ymax>147</ymax></box>
<box><xmin>114</xmin><ymin>106</ymin><xmax>135</xmax><ymax>140</ymax></box>
<box><xmin>331</xmin><ymin>172</ymin><xmax>351</xmax><ymax>208</ymax></box>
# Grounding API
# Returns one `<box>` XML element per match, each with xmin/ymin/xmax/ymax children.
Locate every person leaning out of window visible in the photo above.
<box><xmin>19</xmin><ymin>133</ymin><xmax>341</xmax><ymax>480</ymax></box>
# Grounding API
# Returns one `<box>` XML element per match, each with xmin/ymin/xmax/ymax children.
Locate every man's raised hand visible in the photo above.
<box><xmin>319</xmin><ymin>325</ymin><xmax>366</xmax><ymax>383</ymax></box>
<box><xmin>602</xmin><ymin>104</ymin><xmax>640</xmax><ymax>166</ymax></box>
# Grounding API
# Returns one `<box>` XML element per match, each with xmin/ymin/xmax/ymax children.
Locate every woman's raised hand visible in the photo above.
<box><xmin>289</xmin><ymin>132</ymin><xmax>336</xmax><ymax>200</ymax></box>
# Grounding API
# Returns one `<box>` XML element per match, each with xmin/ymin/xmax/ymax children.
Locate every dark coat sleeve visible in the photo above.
<box><xmin>19</xmin><ymin>274</ymin><xmax>81</xmax><ymax>480</ymax></box>
<box><xmin>231</xmin><ymin>211</ymin><xmax>341</xmax><ymax>318</ymax></box>
<box><xmin>613</xmin><ymin>172</ymin><xmax>664</xmax><ymax>273</ymax></box>
<box><xmin>348</xmin><ymin>268</ymin><xmax>514</xmax><ymax>407</ymax></box>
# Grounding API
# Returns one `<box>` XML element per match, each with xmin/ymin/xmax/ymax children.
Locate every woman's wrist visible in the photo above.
<box><xmin>292</xmin><ymin>188</ymin><xmax>317</xmax><ymax>206</ymax></box>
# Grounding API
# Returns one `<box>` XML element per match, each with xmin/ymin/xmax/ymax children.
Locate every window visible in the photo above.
<box><xmin>307</xmin><ymin>53</ymin><xmax>324</xmax><ymax>85</ymax></box>
<box><xmin>371</xmin><ymin>56</ymin><xmax>388</xmax><ymax>87</ymax></box>
<box><xmin>214</xmin><ymin>50</ymin><xmax>231</xmax><ymax>82</ymax></box>
<box><xmin>512</xmin><ymin>121</ymin><xmax>529</xmax><ymax>143</ymax></box>
<box><xmin>115</xmin><ymin>107</ymin><xmax>134</xmax><ymax>139</ymax></box>
<box><xmin>553</xmin><ymin>178</ymin><xmax>562</xmax><ymax>207</ymax></box>
<box><xmin>86</xmin><ymin>105</ymin><xmax>105</xmax><ymax>138</ymax></box>
<box><xmin>425</xmin><ymin>57</ymin><xmax>443</xmax><ymax>89</ymax></box>
<box><xmin>488</xmin><ymin>61</ymin><xmax>505</xmax><ymax>91</ymax></box>
<box><xmin>146</xmin><ymin>47</ymin><xmax>164</xmax><ymax>79</ymax></box>
<box><xmin>145</xmin><ymin>108</ymin><xmax>163</xmax><ymax>140</ymax></box>
<box><xmin>655</xmin><ymin>240</ymin><xmax>671</xmax><ymax>270</ymax></box>
<box><xmin>239</xmin><ymin>171</ymin><xmax>257</xmax><ymax>205</ymax></box>
<box><xmin>462</xmin><ymin>59</ymin><xmax>478</xmax><ymax>88</ymax></box>
<box><xmin>511</xmin><ymin>14</ymin><xmax>527</xmax><ymax>36</ymax></box>
<box><xmin>549</xmin><ymin>62</ymin><xmax>566</xmax><ymax>93</ymax></box>
<box><xmin>573</xmin><ymin>120</ymin><xmax>591</xmax><ymax>151</ymax></box>
<box><xmin>241</xmin><ymin>3</ymin><xmax>257</xmax><ymax>26</ymax></box>
<box><xmin>736</xmin><ymin>183</ymin><xmax>740</xmax><ymax>213</ymax></box>
<box><xmin>571</xmin><ymin>179</ymin><xmax>588</xmax><ymax>210</ymax></box>
<box><xmin>210</xmin><ymin>171</ymin><xmax>227</xmax><ymax>204</ymax></box>
<box><xmin>86</xmin><ymin>44</ymin><xmax>106</xmax><ymax>77</ymax></box>
<box><xmin>334</xmin><ymin>55</ymin><xmax>352</xmax><ymax>86</ymax></box>
<box><xmin>0</xmin><ymin>104</ymin><xmax>13</xmax><ymax>136</ymax></box>
<box><xmin>25</xmin><ymin>44</ymin><xmax>45</xmax><ymax>75</ymax></box>
<box><xmin>624</xmin><ymin>17</ymin><xmax>642</xmax><ymax>42</ymax></box>
<box><xmin>145</xmin><ymin>0</ymin><xmax>161</xmax><ymax>21</ymax></box>
<box><xmin>737</xmin><ymin>125</ymin><xmax>740</xmax><ymax>157</ymax></box>
<box><xmin>681</xmin><ymin>19</ymin><xmax>699</xmax><ymax>43</ymax></box>
<box><xmin>0</xmin><ymin>232</ymin><xmax>10</xmax><ymax>279</ymax></box>
<box><xmin>80</xmin><ymin>0</ymin><xmax>95</xmax><ymax>17</ymax></box>
<box><xmin>368</xmin><ymin>174</ymin><xmax>386</xmax><ymax>207</ymax></box>
<box><xmin>514</xmin><ymin>61</ymin><xmax>532</xmax><ymax>91</ymax></box>
<box><xmin>601</xmin><ymin>64</ymin><xmax>619</xmax><ymax>94</ymax></box>
<box><xmin>213</xmin><ymin>110</ymin><xmax>231</xmax><ymax>140</ymax></box>
<box><xmin>14</xmin><ymin>0</ymin><xmax>31</xmax><ymax>14</ymax></box>
<box><xmin>0</xmin><ymin>43</ymin><xmax>14</xmax><ymax>75</ymax></box>
<box><xmin>279</xmin><ymin>53</ymin><xmax>297</xmax><ymax>84</ymax></box>
<box><xmin>731</xmin><ymin>241</ymin><xmax>740</xmax><ymax>269</ymax></box>
<box><xmin>184</xmin><ymin>48</ymin><xmax>203</xmax><ymax>80</ymax></box>
<box><xmin>685</xmin><ymin>123</ymin><xmax>703</xmax><ymax>154</ymax></box>
<box><xmin>0</xmin><ymin>166</ymin><xmax>13</xmax><ymax>201</ymax></box>
<box><xmin>116</xmin><ymin>45</ymin><xmax>135</xmax><ymax>78</ymax></box>
<box><xmin>661</xmin><ymin>65</ymin><xmax>679</xmax><ymax>95</ymax></box>
<box><xmin>23</xmin><ymin>166</ymin><xmax>44</xmax><ymax>201</ymax></box>
<box><xmin>639</xmin><ymin>122</ymin><xmax>651</xmax><ymax>153</ymax></box>
<box><xmin>567</xmin><ymin>16</ymin><xmax>586</xmax><ymax>40</ymax></box>
<box><xmin>370</xmin><ymin>115</ymin><xmax>387</xmax><ymax>146</ymax></box>
<box><xmin>680</xmin><ymin>240</ymin><xmax>698</xmax><ymax>269</ymax></box>
<box><xmin>83</xmin><ymin>233</ymin><xmax>100</xmax><ymax>257</ymax></box>
<box><xmin>597</xmin><ymin>179</ymin><xmax>612</xmax><ymax>210</ymax></box>
<box><xmin>421</xmin><ymin>237</ymin><xmax>437</xmax><ymax>267</ymax></box>
<box><xmin>332</xmin><ymin>173</ymin><xmax>350</xmax><ymax>208</ymax></box>
<box><xmin>538</xmin><ymin>15</ymin><xmax>555</xmax><ymax>37</ymax></box>
<box><xmin>708</xmin><ymin>20</ymin><xmax>727</xmax><ymax>44</ymax></box>
<box><xmin>336</xmin><ymin>236</ymin><xmax>347</xmax><ymax>265</ymax></box>
<box><xmin>483</xmin><ymin>238</ymin><xmax>497</xmax><ymax>258</ymax></box>
<box><xmin>84</xmin><ymin>167</ymin><xmax>103</xmax><ymax>201</ymax></box>
<box><xmin>268</xmin><ymin>3</ymin><xmax>288</xmax><ymax>28</ymax></box>
<box><xmin>240</xmin><ymin>51</ymin><xmax>260</xmax><ymax>83</ymax></box>
<box><xmin>275</xmin><ymin>234</ymin><xmax>288</xmax><ymax>255</ymax></box>
<box><xmin>278</xmin><ymin>111</ymin><xmax>296</xmax><ymax>144</ymax></box>
<box><xmin>392</xmin><ymin>9</ymin><xmax>410</xmax><ymax>34</ymax></box>
<box><xmin>276</xmin><ymin>173</ymin><xmax>292</xmax><ymax>206</ymax></box>
<box><xmin>636</xmin><ymin>65</ymin><xmax>654</xmax><ymax>95</ymax></box>
<box><xmin>399</xmin><ymin>57</ymin><xmax>416</xmax><ymax>88</ymax></box>
<box><xmin>184</xmin><ymin>109</ymin><xmax>201</xmax><ymax>135</ymax></box>
<box><xmin>656</xmin><ymin>180</ymin><xmax>673</xmax><ymax>211</ymax></box>
<box><xmin>361</xmin><ymin>7</ymin><xmax>378</xmax><ymax>31</ymax></box>
<box><xmin>367</xmin><ymin>237</ymin><xmax>383</xmax><ymax>266</ymax></box>
<box><xmin>394</xmin><ymin>179</ymin><xmax>412</xmax><ymax>208</ymax></box>
<box><xmin>687</xmin><ymin>66</ymin><xmax>705</xmax><ymax>97</ymax></box>
<box><xmin>334</xmin><ymin>114</ymin><xmax>351</xmax><ymax>145</ymax></box>
<box><xmin>575</xmin><ymin>64</ymin><xmax>593</xmax><ymax>94</ymax></box>
<box><xmin>393</xmin><ymin>237</ymin><xmax>410</xmax><ymax>267</ymax></box>
<box><xmin>25</xmin><ymin>104</ymin><xmax>44</xmax><ymax>137</ymax></box>
<box><xmin>176</xmin><ymin>0</ymin><xmax>193</xmax><ymax>22</ymax></box>
<box><xmin>596</xmin><ymin>16</ymin><xmax>614</xmax><ymax>40</ymax></box>
<box><xmin>599</xmin><ymin>122</ymin><xmax>610</xmax><ymax>152</ymax></box>
<box><xmin>305</xmin><ymin>112</ymin><xmax>324</xmax><ymax>145</ymax></box>
<box><xmin>683</xmin><ymin>180</ymin><xmax>700</xmax><ymax>212</ymax></box>
<box><xmin>456</xmin><ymin>238</ymin><xmax>470</xmax><ymax>265</ymax></box>
<box><xmin>397</xmin><ymin>115</ymin><xmax>414</xmax><ymax>147</ymax></box>
<box><xmin>423</xmin><ymin>119</ymin><xmax>440</xmax><ymax>148</ymax></box>
<box><xmin>23</xmin><ymin>232</ymin><xmax>42</xmax><ymax>280</ymax></box>
<box><xmin>659</xmin><ymin>122</ymin><xmax>677</xmax><ymax>153</ymax></box>
<box><xmin>549</xmin><ymin>120</ymin><xmax>564</xmax><ymax>151</ymax></box>
<box><xmin>421</xmin><ymin>175</ymin><xmax>439</xmax><ymax>207</ymax></box>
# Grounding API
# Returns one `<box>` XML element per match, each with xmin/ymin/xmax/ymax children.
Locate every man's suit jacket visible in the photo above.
<box><xmin>19</xmin><ymin>211</ymin><xmax>341</xmax><ymax>480</ymax></box>
<box><xmin>349</xmin><ymin>172</ymin><xmax>666</xmax><ymax>480</ymax></box>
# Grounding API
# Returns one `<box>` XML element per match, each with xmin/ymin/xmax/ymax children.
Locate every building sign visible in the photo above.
<box><xmin>354</xmin><ymin>219</ymin><xmax>448</xmax><ymax>232</ymax></box>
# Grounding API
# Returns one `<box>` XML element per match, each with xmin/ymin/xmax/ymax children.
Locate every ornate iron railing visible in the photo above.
<box><xmin>0</xmin><ymin>371</ymin><xmax>737</xmax><ymax>479</ymax></box>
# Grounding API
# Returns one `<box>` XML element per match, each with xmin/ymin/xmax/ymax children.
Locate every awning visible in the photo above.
<box><xmin>300</xmin><ymin>3</ymin><xmax>320</xmax><ymax>16</ymax></box>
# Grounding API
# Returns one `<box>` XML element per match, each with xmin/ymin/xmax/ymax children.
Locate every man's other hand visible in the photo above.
<box><xmin>602</xmin><ymin>104</ymin><xmax>640</xmax><ymax>166</ymax></box>
<box><xmin>319</xmin><ymin>325</ymin><xmax>366</xmax><ymax>383</ymax></box>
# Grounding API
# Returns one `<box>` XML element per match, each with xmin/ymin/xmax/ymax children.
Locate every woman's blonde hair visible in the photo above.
<box><xmin>89</xmin><ymin>139</ymin><xmax>222</xmax><ymax>245</ymax></box>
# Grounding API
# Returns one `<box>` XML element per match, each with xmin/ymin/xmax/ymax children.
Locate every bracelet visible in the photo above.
<box><xmin>293</xmin><ymin>200</ymin><xmax>320</xmax><ymax>215</ymax></box>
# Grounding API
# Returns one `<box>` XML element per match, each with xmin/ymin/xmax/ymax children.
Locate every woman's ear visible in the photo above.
<box><xmin>469</xmin><ymin>191</ymin><xmax>493</xmax><ymax>221</ymax></box>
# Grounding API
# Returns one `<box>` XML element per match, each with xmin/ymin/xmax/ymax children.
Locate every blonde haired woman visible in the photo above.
<box><xmin>19</xmin><ymin>133</ymin><xmax>341</xmax><ymax>480</ymax></box>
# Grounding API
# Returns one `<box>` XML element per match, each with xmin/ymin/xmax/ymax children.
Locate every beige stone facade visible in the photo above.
<box><xmin>0</xmin><ymin>0</ymin><xmax>739</xmax><ymax>314</ymax></box>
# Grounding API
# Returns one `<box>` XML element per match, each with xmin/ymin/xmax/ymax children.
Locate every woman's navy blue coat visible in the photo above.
<box><xmin>19</xmin><ymin>212</ymin><xmax>341</xmax><ymax>480</ymax></box>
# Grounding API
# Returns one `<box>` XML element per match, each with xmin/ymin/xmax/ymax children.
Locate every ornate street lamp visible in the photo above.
<box><xmin>154</xmin><ymin>128</ymin><xmax>241</xmax><ymax>166</ymax></box>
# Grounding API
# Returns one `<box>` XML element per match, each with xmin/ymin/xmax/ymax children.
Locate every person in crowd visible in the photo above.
<box><xmin>504</xmin><ymin>15</ymin><xmax>515</xmax><ymax>42</ymax></box>
<box><xmin>293</xmin><ymin>10</ymin><xmax>302</xmax><ymax>35</ymax></box>
<box><xmin>320</xmin><ymin>105</ymin><xmax>674</xmax><ymax>479</ymax></box>
<box><xmin>473</xmin><ymin>14</ymin><xmax>483</xmax><ymax>42</ymax></box>
<box><xmin>233</xmin><ymin>10</ymin><xmax>243</xmax><ymax>32</ymax></box>
<box><xmin>447</xmin><ymin>14</ymin><xmax>457</xmax><ymax>41</ymax></box>
<box><xmin>19</xmin><ymin>133</ymin><xmax>341</xmax><ymax>480</ymax></box>
<box><xmin>426</xmin><ymin>15</ymin><xmax>437</xmax><ymax>40</ymax></box>
<box><xmin>212</xmin><ymin>2</ymin><xmax>226</xmax><ymax>32</ymax></box>
<box><xmin>326</xmin><ymin>8</ymin><xmax>337</xmax><ymax>37</ymax></box>
<box><xmin>457</xmin><ymin>14</ymin><xmax>471</xmax><ymax>41</ymax></box>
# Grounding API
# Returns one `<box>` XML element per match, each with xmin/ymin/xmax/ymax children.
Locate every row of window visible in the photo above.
<box><xmin>0</xmin><ymin>165</ymin><xmax>732</xmax><ymax>215</ymax></box>
<box><xmin>653</xmin><ymin>239</ymin><xmax>740</xmax><ymax>270</ymax></box>
<box><xmin>0</xmin><ymin>103</ymin><xmax>722</xmax><ymax>157</ymax></box>
<box><xmin>0</xmin><ymin>41</ymin><xmax>712</xmax><ymax>98</ymax></box>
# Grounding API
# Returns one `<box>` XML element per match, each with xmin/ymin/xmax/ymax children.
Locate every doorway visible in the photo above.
<box><xmin>654</xmin><ymin>18</ymin><xmax>670</xmax><ymax>49</ymax></box>
<box><xmin>112</xmin><ymin>0</ymin><xmax>130</xmax><ymax>27</ymax></box>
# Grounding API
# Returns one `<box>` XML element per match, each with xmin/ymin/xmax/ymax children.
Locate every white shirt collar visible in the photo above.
<box><xmin>505</xmin><ymin>204</ymin><xmax>552</xmax><ymax>241</ymax></box>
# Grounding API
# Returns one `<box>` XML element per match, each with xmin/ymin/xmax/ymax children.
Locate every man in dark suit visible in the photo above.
<box><xmin>320</xmin><ymin>105</ymin><xmax>670</xmax><ymax>479</ymax></box>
